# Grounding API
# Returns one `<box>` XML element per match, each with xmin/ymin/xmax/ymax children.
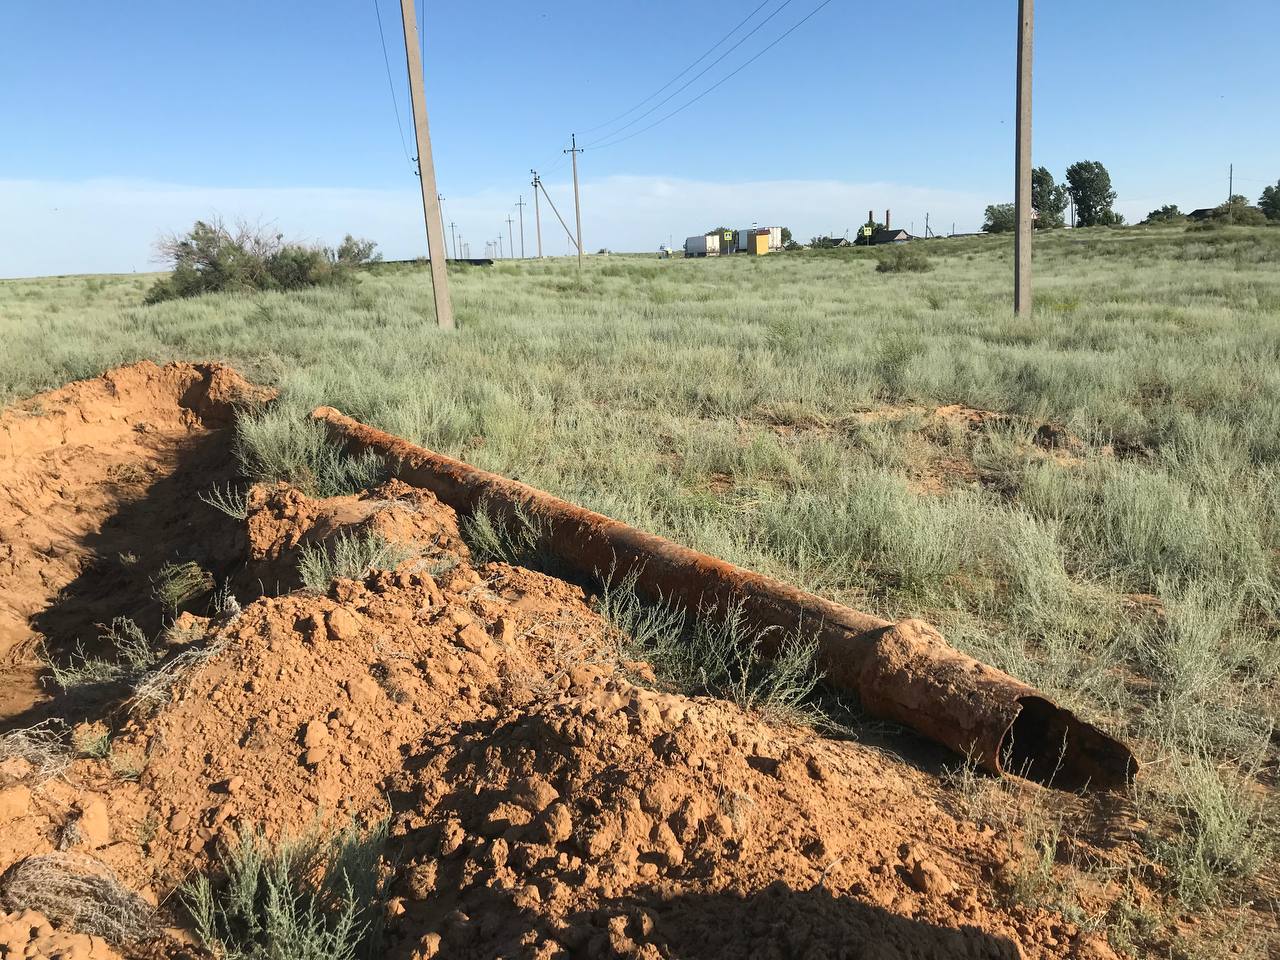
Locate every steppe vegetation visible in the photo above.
<box><xmin>2</xmin><ymin>222</ymin><xmax>1279</xmax><ymax>954</ymax></box>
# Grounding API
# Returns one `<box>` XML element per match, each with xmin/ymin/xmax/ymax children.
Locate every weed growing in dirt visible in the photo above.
<box><xmin>297</xmin><ymin>530</ymin><xmax>417</xmax><ymax>592</ymax></box>
<box><xmin>199</xmin><ymin>482</ymin><xmax>250</xmax><ymax>520</ymax></box>
<box><xmin>184</xmin><ymin>819</ymin><xmax>388</xmax><ymax>960</ymax></box>
<box><xmin>596</xmin><ymin>571</ymin><xmax>825</xmax><ymax>724</ymax></box>
<box><xmin>462</xmin><ymin>501</ymin><xmax>560</xmax><ymax>571</ymax></box>
<box><xmin>1141</xmin><ymin>739</ymin><xmax>1275</xmax><ymax>907</ymax></box>
<box><xmin>45</xmin><ymin>617</ymin><xmax>158</xmax><ymax>691</ymax></box>
<box><xmin>71</xmin><ymin>726</ymin><xmax>111</xmax><ymax>759</ymax></box>
<box><xmin>235</xmin><ymin>411</ymin><xmax>384</xmax><ymax>498</ymax></box>
<box><xmin>152</xmin><ymin>561</ymin><xmax>215</xmax><ymax>615</ymax></box>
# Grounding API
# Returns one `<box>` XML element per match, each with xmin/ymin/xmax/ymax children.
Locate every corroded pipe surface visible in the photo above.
<box><xmin>312</xmin><ymin>406</ymin><xmax>1136</xmax><ymax>790</ymax></box>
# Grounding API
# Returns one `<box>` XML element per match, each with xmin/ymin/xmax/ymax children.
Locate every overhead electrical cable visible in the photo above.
<box><xmin>583</xmin><ymin>0</ymin><xmax>799</xmax><ymax>148</ymax></box>
<box><xmin>589</xmin><ymin>0</ymin><xmax>836</xmax><ymax>152</ymax></box>
<box><xmin>371</xmin><ymin>0</ymin><xmax>414</xmax><ymax>166</ymax></box>
<box><xmin>578</xmin><ymin>0</ymin><xmax>776</xmax><ymax>136</ymax></box>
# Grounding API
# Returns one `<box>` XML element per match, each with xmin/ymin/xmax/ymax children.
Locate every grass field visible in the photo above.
<box><xmin>3</xmin><ymin>223</ymin><xmax>1278</xmax><ymax>951</ymax></box>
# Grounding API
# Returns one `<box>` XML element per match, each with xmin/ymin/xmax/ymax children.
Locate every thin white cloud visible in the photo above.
<box><xmin>0</xmin><ymin>175</ymin><xmax>989</xmax><ymax>278</ymax></box>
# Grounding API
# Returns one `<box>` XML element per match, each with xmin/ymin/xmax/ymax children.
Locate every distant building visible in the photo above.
<box><xmin>1187</xmin><ymin>208</ymin><xmax>1216</xmax><ymax>221</ymax></box>
<box><xmin>872</xmin><ymin>228</ymin><xmax>912</xmax><ymax>245</ymax></box>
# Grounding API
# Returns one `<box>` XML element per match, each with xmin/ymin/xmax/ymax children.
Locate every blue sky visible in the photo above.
<box><xmin>2</xmin><ymin>0</ymin><xmax>1277</xmax><ymax>275</ymax></box>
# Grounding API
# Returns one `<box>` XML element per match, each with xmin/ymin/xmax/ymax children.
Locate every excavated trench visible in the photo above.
<box><xmin>0</xmin><ymin>362</ymin><xmax>272</xmax><ymax>726</ymax></box>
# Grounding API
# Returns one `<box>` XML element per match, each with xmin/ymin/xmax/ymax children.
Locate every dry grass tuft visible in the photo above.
<box><xmin>0</xmin><ymin>852</ymin><xmax>157</xmax><ymax>946</ymax></box>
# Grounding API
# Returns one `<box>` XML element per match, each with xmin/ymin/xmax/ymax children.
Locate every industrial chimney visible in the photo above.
<box><xmin>885</xmin><ymin>209</ymin><xmax>891</xmax><ymax>229</ymax></box>
<box><xmin>867</xmin><ymin>210</ymin><xmax>874</xmax><ymax>225</ymax></box>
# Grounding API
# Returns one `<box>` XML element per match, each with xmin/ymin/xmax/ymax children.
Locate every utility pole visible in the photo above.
<box><xmin>565</xmin><ymin>134</ymin><xmax>584</xmax><ymax>269</ymax></box>
<box><xmin>449</xmin><ymin>221</ymin><xmax>457</xmax><ymax>261</ymax></box>
<box><xmin>399</xmin><ymin>0</ymin><xmax>454</xmax><ymax>329</ymax></box>
<box><xmin>1013</xmin><ymin>0</ymin><xmax>1034</xmax><ymax>317</ymax></box>
<box><xmin>924</xmin><ymin>212</ymin><xmax>930</xmax><ymax>238</ymax></box>
<box><xmin>515</xmin><ymin>196</ymin><xmax>527</xmax><ymax>258</ymax></box>
<box><xmin>1228</xmin><ymin>163</ymin><xmax>1233</xmax><ymax>201</ymax></box>
<box><xmin>506</xmin><ymin>215</ymin><xmax>515</xmax><ymax>259</ymax></box>
<box><xmin>497</xmin><ymin>235</ymin><xmax>504</xmax><ymax>259</ymax></box>
<box><xmin>530</xmin><ymin>172</ymin><xmax>544</xmax><ymax>258</ymax></box>
<box><xmin>437</xmin><ymin>193</ymin><xmax>448</xmax><ymax>258</ymax></box>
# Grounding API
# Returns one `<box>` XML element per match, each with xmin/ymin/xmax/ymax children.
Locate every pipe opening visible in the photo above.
<box><xmin>1002</xmin><ymin>696</ymin><xmax>1135</xmax><ymax>791</ymax></box>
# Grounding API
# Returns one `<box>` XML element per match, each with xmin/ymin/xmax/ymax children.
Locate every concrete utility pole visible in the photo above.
<box><xmin>565</xmin><ymin>134</ymin><xmax>584</xmax><ymax>269</ymax></box>
<box><xmin>1013</xmin><ymin>0</ymin><xmax>1034</xmax><ymax>317</ymax></box>
<box><xmin>506</xmin><ymin>215</ymin><xmax>515</xmax><ymax>259</ymax></box>
<box><xmin>497</xmin><ymin>235</ymin><xmax>504</xmax><ymax>259</ymax></box>
<box><xmin>399</xmin><ymin>0</ymin><xmax>454</xmax><ymax>329</ymax></box>
<box><xmin>1228</xmin><ymin>163</ymin><xmax>1233</xmax><ymax>201</ymax></box>
<box><xmin>449</xmin><ymin>221</ymin><xmax>457</xmax><ymax>261</ymax></box>
<box><xmin>515</xmin><ymin>196</ymin><xmax>526</xmax><ymax>258</ymax></box>
<box><xmin>530</xmin><ymin>172</ymin><xmax>544</xmax><ymax>258</ymax></box>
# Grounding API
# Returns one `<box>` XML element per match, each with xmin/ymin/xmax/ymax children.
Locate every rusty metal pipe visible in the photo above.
<box><xmin>312</xmin><ymin>406</ymin><xmax>1136</xmax><ymax>790</ymax></box>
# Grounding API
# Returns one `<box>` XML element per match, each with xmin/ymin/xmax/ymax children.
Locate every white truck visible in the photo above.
<box><xmin>684</xmin><ymin>233</ymin><xmax>721</xmax><ymax>257</ymax></box>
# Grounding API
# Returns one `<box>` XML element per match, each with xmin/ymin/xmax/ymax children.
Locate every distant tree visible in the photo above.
<box><xmin>334</xmin><ymin>235</ymin><xmax>382</xmax><ymax>265</ymax></box>
<box><xmin>1210</xmin><ymin>196</ymin><xmax>1267</xmax><ymax>225</ymax></box>
<box><xmin>1031</xmin><ymin>167</ymin><xmax>1067</xmax><ymax>228</ymax></box>
<box><xmin>1260</xmin><ymin>181</ymin><xmax>1280</xmax><ymax>221</ymax></box>
<box><xmin>982</xmin><ymin>203</ymin><xmax>1016</xmax><ymax>234</ymax></box>
<box><xmin>809</xmin><ymin>236</ymin><xmax>849</xmax><ymax>249</ymax></box>
<box><xmin>853</xmin><ymin>217</ymin><xmax>884</xmax><ymax>246</ymax></box>
<box><xmin>1065</xmin><ymin>161</ymin><xmax>1118</xmax><ymax>227</ymax></box>
<box><xmin>1144</xmin><ymin>204</ymin><xmax>1184</xmax><ymax>224</ymax></box>
<box><xmin>780</xmin><ymin>227</ymin><xmax>793</xmax><ymax>245</ymax></box>
<box><xmin>706</xmin><ymin>226</ymin><xmax>731</xmax><ymax>237</ymax></box>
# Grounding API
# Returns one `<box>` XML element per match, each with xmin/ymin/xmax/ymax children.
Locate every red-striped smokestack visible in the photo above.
<box><xmin>885</xmin><ymin>209</ymin><xmax>891</xmax><ymax>229</ymax></box>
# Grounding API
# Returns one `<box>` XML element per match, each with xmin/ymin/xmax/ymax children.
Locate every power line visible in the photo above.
<box><xmin>584</xmin><ymin>0</ymin><xmax>799</xmax><ymax>148</ymax></box>
<box><xmin>371</xmin><ymin>0</ymin><xmax>413</xmax><ymax>166</ymax></box>
<box><xmin>589</xmin><ymin>0</ymin><xmax>835</xmax><ymax>151</ymax></box>
<box><xmin>578</xmin><ymin>0</ymin><xmax>775</xmax><ymax>136</ymax></box>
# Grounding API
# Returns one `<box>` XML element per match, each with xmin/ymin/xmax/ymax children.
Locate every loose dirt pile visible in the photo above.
<box><xmin>0</xmin><ymin>365</ymin><xmax>1122</xmax><ymax>959</ymax></box>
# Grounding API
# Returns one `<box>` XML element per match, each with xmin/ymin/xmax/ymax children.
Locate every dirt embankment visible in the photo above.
<box><xmin>0</xmin><ymin>364</ymin><xmax>1120</xmax><ymax>960</ymax></box>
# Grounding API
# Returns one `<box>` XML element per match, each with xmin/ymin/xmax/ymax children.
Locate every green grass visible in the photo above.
<box><xmin>3</xmin><ymin>223</ymin><xmax>1279</xmax><ymax>939</ymax></box>
<box><xmin>596</xmin><ymin>569</ymin><xmax>826</xmax><ymax>724</ymax></box>
<box><xmin>296</xmin><ymin>529</ymin><xmax>418</xmax><ymax>592</ymax></box>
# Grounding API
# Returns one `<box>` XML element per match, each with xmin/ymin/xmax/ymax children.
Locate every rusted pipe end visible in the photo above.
<box><xmin>854</xmin><ymin>620</ymin><xmax>1135</xmax><ymax>789</ymax></box>
<box><xmin>1001</xmin><ymin>696</ymin><xmax>1136</xmax><ymax>791</ymax></box>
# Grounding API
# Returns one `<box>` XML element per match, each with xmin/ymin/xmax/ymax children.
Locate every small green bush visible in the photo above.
<box><xmin>297</xmin><ymin>530</ymin><xmax>417</xmax><ymax>592</ymax></box>
<box><xmin>876</xmin><ymin>245</ymin><xmax>934</xmax><ymax>274</ymax></box>
<box><xmin>184</xmin><ymin>820</ymin><xmax>388</xmax><ymax>960</ymax></box>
